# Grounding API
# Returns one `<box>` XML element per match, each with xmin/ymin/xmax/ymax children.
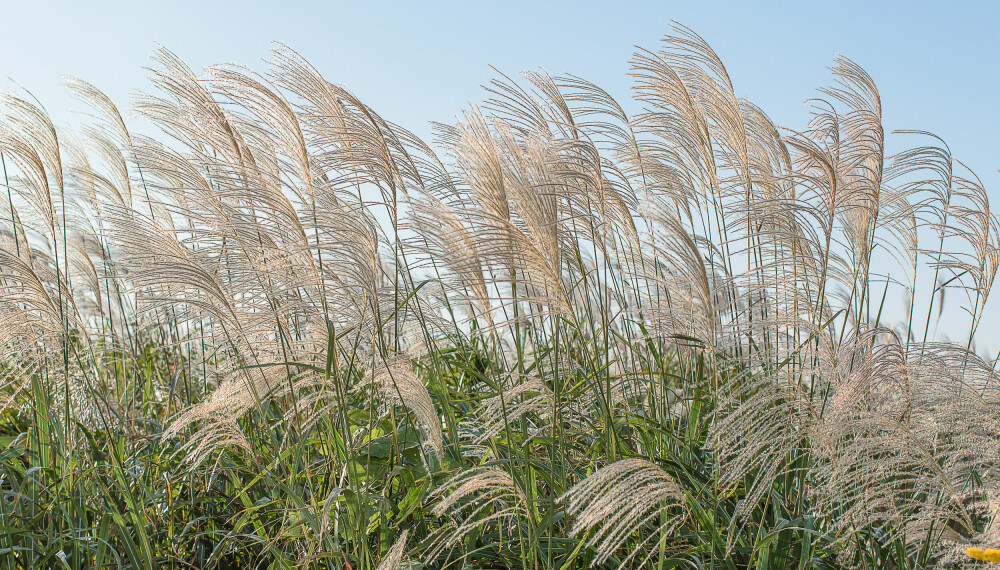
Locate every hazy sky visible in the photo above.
<box><xmin>2</xmin><ymin>0</ymin><xmax>998</xmax><ymax>352</ymax></box>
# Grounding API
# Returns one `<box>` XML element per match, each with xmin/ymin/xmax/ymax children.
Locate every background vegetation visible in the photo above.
<box><xmin>0</xmin><ymin>26</ymin><xmax>998</xmax><ymax>569</ymax></box>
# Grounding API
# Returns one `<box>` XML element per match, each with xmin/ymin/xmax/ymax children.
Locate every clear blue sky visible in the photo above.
<box><xmin>2</xmin><ymin>0</ymin><xmax>997</xmax><ymax>180</ymax></box>
<box><xmin>3</xmin><ymin>0</ymin><xmax>999</xmax><ymax>352</ymax></box>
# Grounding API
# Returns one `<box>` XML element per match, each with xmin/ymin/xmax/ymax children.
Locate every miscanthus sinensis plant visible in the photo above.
<box><xmin>0</xmin><ymin>25</ymin><xmax>998</xmax><ymax>569</ymax></box>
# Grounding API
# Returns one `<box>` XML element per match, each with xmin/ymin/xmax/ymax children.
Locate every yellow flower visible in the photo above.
<box><xmin>968</xmin><ymin>548</ymin><xmax>1000</xmax><ymax>563</ymax></box>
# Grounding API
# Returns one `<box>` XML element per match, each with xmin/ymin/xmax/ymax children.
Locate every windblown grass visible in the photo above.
<box><xmin>0</xmin><ymin>25</ymin><xmax>998</xmax><ymax>569</ymax></box>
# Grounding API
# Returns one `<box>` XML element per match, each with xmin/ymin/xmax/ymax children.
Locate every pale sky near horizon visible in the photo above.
<box><xmin>2</xmin><ymin>0</ymin><xmax>999</xmax><ymax>354</ymax></box>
